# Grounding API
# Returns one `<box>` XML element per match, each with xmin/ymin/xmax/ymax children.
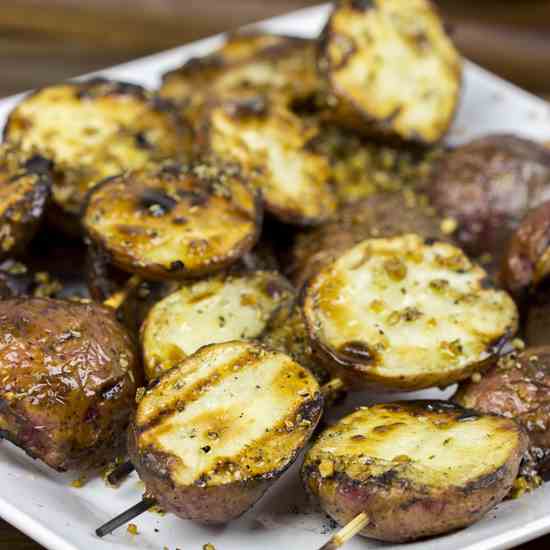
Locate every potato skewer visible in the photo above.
<box><xmin>96</xmin><ymin>341</ymin><xmax>323</xmax><ymax>536</ymax></box>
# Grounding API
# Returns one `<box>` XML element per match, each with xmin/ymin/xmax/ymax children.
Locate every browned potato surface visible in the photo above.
<box><xmin>302</xmin><ymin>401</ymin><xmax>527</xmax><ymax>542</ymax></box>
<box><xmin>288</xmin><ymin>192</ymin><xmax>448</xmax><ymax>288</ymax></box>
<box><xmin>319</xmin><ymin>0</ymin><xmax>461</xmax><ymax>143</ymax></box>
<box><xmin>502</xmin><ymin>201</ymin><xmax>550</xmax><ymax>297</ymax></box>
<box><xmin>83</xmin><ymin>161</ymin><xmax>261</xmax><ymax>280</ymax></box>
<box><xmin>455</xmin><ymin>347</ymin><xmax>550</xmax><ymax>466</ymax></box>
<box><xmin>4</xmin><ymin>78</ymin><xmax>192</xmax><ymax>232</ymax></box>
<box><xmin>303</xmin><ymin>234</ymin><xmax>518</xmax><ymax>390</ymax></box>
<box><xmin>141</xmin><ymin>270</ymin><xmax>295</xmax><ymax>380</ymax></box>
<box><xmin>429</xmin><ymin>135</ymin><xmax>550</xmax><ymax>261</ymax></box>
<box><xmin>0</xmin><ymin>145</ymin><xmax>51</xmax><ymax>258</ymax></box>
<box><xmin>128</xmin><ymin>341</ymin><xmax>322</xmax><ymax>522</ymax></box>
<box><xmin>161</xmin><ymin>33</ymin><xmax>319</xmax><ymax>128</ymax></box>
<box><xmin>0</xmin><ymin>298</ymin><xmax>140</xmax><ymax>471</ymax></box>
<box><xmin>201</xmin><ymin>93</ymin><xmax>336</xmax><ymax>225</ymax></box>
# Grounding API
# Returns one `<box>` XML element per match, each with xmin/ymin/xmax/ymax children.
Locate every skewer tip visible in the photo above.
<box><xmin>95</xmin><ymin>497</ymin><xmax>156</xmax><ymax>538</ymax></box>
<box><xmin>317</xmin><ymin>512</ymin><xmax>369</xmax><ymax>550</ymax></box>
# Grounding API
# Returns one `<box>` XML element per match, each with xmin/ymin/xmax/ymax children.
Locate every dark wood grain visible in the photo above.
<box><xmin>1</xmin><ymin>1</ymin><xmax>549</xmax><ymax>549</ymax></box>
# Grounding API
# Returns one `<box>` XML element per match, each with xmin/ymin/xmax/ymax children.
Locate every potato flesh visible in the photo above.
<box><xmin>136</xmin><ymin>342</ymin><xmax>321</xmax><ymax>486</ymax></box>
<box><xmin>324</xmin><ymin>0</ymin><xmax>461</xmax><ymax>142</ymax></box>
<box><xmin>208</xmin><ymin>103</ymin><xmax>336</xmax><ymax>224</ymax></box>
<box><xmin>304</xmin><ymin>234</ymin><xmax>518</xmax><ymax>387</ymax></box>
<box><xmin>311</xmin><ymin>405</ymin><xmax>518</xmax><ymax>487</ymax></box>
<box><xmin>141</xmin><ymin>271</ymin><xmax>294</xmax><ymax>378</ymax></box>
<box><xmin>5</xmin><ymin>82</ymin><xmax>189</xmax><ymax>216</ymax></box>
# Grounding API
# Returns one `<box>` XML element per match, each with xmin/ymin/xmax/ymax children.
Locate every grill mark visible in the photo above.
<box><xmin>172</xmin><ymin>390</ymin><xmax>322</xmax><ymax>484</ymax></box>
<box><xmin>136</xmin><ymin>350</ymin><xmax>260</xmax><ymax>435</ymax></box>
<box><xmin>187</xmin><ymin>287</ymin><xmax>221</xmax><ymax>304</ymax></box>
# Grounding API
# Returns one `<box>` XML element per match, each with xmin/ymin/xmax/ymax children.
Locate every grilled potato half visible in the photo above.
<box><xmin>128</xmin><ymin>341</ymin><xmax>323</xmax><ymax>523</ymax></box>
<box><xmin>4</xmin><ymin>78</ymin><xmax>191</xmax><ymax>232</ymax></box>
<box><xmin>201</xmin><ymin>94</ymin><xmax>337</xmax><ymax>225</ymax></box>
<box><xmin>303</xmin><ymin>234</ymin><xmax>518</xmax><ymax>390</ymax></box>
<box><xmin>141</xmin><ymin>270</ymin><xmax>295</xmax><ymax>380</ymax></box>
<box><xmin>319</xmin><ymin>0</ymin><xmax>461</xmax><ymax>143</ymax></box>
<box><xmin>83</xmin><ymin>161</ymin><xmax>261</xmax><ymax>280</ymax></box>
<box><xmin>0</xmin><ymin>145</ymin><xmax>52</xmax><ymax>258</ymax></box>
<box><xmin>302</xmin><ymin>401</ymin><xmax>527</xmax><ymax>542</ymax></box>
<box><xmin>0</xmin><ymin>298</ymin><xmax>140</xmax><ymax>471</ymax></box>
<box><xmin>161</xmin><ymin>33</ymin><xmax>319</xmax><ymax>128</ymax></box>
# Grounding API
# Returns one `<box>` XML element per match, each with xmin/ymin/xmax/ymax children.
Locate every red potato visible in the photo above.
<box><xmin>429</xmin><ymin>135</ymin><xmax>550</xmax><ymax>263</ymax></box>
<box><xmin>455</xmin><ymin>347</ymin><xmax>550</xmax><ymax>470</ymax></box>
<box><xmin>502</xmin><ymin>200</ymin><xmax>550</xmax><ymax>297</ymax></box>
<box><xmin>0</xmin><ymin>298</ymin><xmax>140</xmax><ymax>471</ymax></box>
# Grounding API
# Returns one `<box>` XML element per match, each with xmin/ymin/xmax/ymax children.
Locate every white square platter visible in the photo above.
<box><xmin>1</xmin><ymin>4</ymin><xmax>550</xmax><ymax>550</ymax></box>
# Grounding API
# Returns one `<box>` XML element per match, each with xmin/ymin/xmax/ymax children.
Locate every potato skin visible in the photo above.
<box><xmin>289</xmin><ymin>191</ymin><xmax>448</xmax><ymax>288</ymax></box>
<box><xmin>0</xmin><ymin>146</ymin><xmax>52</xmax><ymax>259</ymax></box>
<box><xmin>525</xmin><ymin>285</ymin><xmax>550</xmax><ymax>347</ymax></box>
<box><xmin>302</xmin><ymin>401</ymin><xmax>527</xmax><ymax>542</ymax></box>
<box><xmin>455</xmin><ymin>347</ymin><xmax>550</xmax><ymax>455</ymax></box>
<box><xmin>502</xmin><ymin>201</ymin><xmax>550</xmax><ymax>297</ymax></box>
<box><xmin>429</xmin><ymin>135</ymin><xmax>550</xmax><ymax>261</ymax></box>
<box><xmin>0</xmin><ymin>298</ymin><xmax>140</xmax><ymax>471</ymax></box>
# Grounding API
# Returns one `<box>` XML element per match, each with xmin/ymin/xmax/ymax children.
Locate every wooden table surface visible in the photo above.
<box><xmin>1</xmin><ymin>1</ymin><xmax>549</xmax><ymax>548</ymax></box>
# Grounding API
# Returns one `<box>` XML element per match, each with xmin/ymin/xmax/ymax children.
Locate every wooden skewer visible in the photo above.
<box><xmin>100</xmin><ymin>275</ymin><xmax>143</xmax><ymax>485</ymax></box>
<box><xmin>103</xmin><ymin>275</ymin><xmax>142</xmax><ymax>310</ymax></box>
<box><xmin>320</xmin><ymin>378</ymin><xmax>345</xmax><ymax>397</ymax></box>
<box><xmin>317</xmin><ymin>512</ymin><xmax>370</xmax><ymax>550</ymax></box>
<box><xmin>95</xmin><ymin>496</ymin><xmax>157</xmax><ymax>538</ymax></box>
<box><xmin>107</xmin><ymin>460</ymin><xmax>135</xmax><ymax>485</ymax></box>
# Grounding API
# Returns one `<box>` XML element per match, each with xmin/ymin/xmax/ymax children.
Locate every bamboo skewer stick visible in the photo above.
<box><xmin>317</xmin><ymin>513</ymin><xmax>370</xmax><ymax>550</ymax></box>
<box><xmin>103</xmin><ymin>274</ymin><xmax>142</xmax><ymax>310</ymax></box>
<box><xmin>320</xmin><ymin>378</ymin><xmax>345</xmax><ymax>397</ymax></box>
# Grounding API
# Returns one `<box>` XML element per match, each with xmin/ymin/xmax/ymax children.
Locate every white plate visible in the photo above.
<box><xmin>1</xmin><ymin>4</ymin><xmax>550</xmax><ymax>550</ymax></box>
